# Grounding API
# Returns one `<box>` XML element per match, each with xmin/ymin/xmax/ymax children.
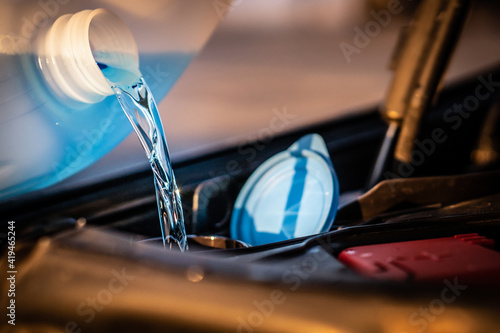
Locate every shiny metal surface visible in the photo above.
<box><xmin>383</xmin><ymin>0</ymin><xmax>472</xmax><ymax>163</ymax></box>
<box><xmin>140</xmin><ymin>235</ymin><xmax>249</xmax><ymax>250</ymax></box>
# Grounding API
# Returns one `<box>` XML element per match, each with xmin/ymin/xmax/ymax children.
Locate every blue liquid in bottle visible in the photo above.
<box><xmin>0</xmin><ymin>52</ymin><xmax>193</xmax><ymax>201</ymax></box>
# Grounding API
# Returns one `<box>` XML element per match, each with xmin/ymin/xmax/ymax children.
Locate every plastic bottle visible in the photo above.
<box><xmin>0</xmin><ymin>1</ymin><xmax>223</xmax><ymax>200</ymax></box>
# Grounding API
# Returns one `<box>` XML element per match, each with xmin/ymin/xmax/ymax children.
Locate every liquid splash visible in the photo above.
<box><xmin>109</xmin><ymin>72</ymin><xmax>187</xmax><ymax>251</ymax></box>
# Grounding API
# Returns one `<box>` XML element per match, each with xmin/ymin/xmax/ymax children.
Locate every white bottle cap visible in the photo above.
<box><xmin>37</xmin><ymin>9</ymin><xmax>139</xmax><ymax>104</ymax></box>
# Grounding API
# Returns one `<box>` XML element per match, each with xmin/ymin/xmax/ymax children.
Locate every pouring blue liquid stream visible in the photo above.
<box><xmin>97</xmin><ymin>60</ymin><xmax>188</xmax><ymax>252</ymax></box>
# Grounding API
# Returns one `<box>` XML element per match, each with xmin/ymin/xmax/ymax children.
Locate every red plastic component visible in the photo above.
<box><xmin>338</xmin><ymin>233</ymin><xmax>500</xmax><ymax>284</ymax></box>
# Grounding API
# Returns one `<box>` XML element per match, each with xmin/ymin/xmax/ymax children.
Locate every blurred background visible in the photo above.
<box><xmin>64</xmin><ymin>0</ymin><xmax>500</xmax><ymax>187</ymax></box>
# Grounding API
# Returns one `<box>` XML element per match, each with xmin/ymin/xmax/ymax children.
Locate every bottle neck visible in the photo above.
<box><xmin>36</xmin><ymin>9</ymin><xmax>139</xmax><ymax>105</ymax></box>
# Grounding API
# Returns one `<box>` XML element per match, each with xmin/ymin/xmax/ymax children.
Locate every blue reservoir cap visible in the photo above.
<box><xmin>230</xmin><ymin>134</ymin><xmax>339</xmax><ymax>246</ymax></box>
